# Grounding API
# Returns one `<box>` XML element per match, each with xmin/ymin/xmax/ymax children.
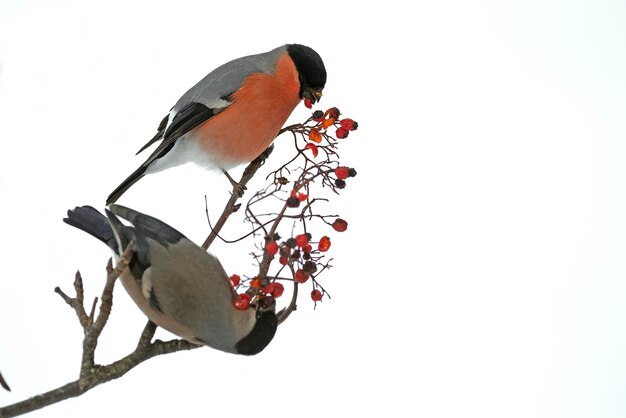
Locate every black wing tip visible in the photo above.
<box><xmin>0</xmin><ymin>372</ymin><xmax>10</xmax><ymax>391</ymax></box>
<box><xmin>235</xmin><ymin>311</ymin><xmax>278</xmax><ymax>355</ymax></box>
<box><xmin>106</xmin><ymin>166</ymin><xmax>147</xmax><ymax>205</ymax></box>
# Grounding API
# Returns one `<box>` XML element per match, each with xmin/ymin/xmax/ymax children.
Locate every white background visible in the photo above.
<box><xmin>1</xmin><ymin>1</ymin><xmax>626</xmax><ymax>417</ymax></box>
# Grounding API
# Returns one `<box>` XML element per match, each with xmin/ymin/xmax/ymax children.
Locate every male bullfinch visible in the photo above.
<box><xmin>64</xmin><ymin>205</ymin><xmax>277</xmax><ymax>355</ymax></box>
<box><xmin>106</xmin><ymin>44</ymin><xmax>327</xmax><ymax>204</ymax></box>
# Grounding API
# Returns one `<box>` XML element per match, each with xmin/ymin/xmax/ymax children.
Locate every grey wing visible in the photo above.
<box><xmin>173</xmin><ymin>45</ymin><xmax>287</xmax><ymax>111</ymax></box>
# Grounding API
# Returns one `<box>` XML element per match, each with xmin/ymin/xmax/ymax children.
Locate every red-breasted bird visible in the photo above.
<box><xmin>64</xmin><ymin>205</ymin><xmax>277</xmax><ymax>355</ymax></box>
<box><xmin>106</xmin><ymin>44</ymin><xmax>326</xmax><ymax>204</ymax></box>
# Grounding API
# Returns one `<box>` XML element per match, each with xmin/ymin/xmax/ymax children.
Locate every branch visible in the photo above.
<box><xmin>202</xmin><ymin>144</ymin><xmax>274</xmax><ymax>250</ymax></box>
<box><xmin>0</xmin><ymin>244</ymin><xmax>201</xmax><ymax>417</ymax></box>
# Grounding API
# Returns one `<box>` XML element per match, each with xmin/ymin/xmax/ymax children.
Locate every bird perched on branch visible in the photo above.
<box><xmin>106</xmin><ymin>44</ymin><xmax>327</xmax><ymax>204</ymax></box>
<box><xmin>64</xmin><ymin>205</ymin><xmax>277</xmax><ymax>355</ymax></box>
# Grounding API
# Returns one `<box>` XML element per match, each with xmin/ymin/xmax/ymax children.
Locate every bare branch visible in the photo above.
<box><xmin>202</xmin><ymin>145</ymin><xmax>274</xmax><ymax>250</ymax></box>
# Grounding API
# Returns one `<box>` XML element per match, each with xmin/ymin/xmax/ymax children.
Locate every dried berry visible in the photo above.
<box><xmin>326</xmin><ymin>107</ymin><xmax>340</xmax><ymax>119</ymax></box>
<box><xmin>332</xmin><ymin>218</ymin><xmax>348</xmax><ymax>232</ymax></box>
<box><xmin>285</xmin><ymin>238</ymin><xmax>297</xmax><ymax>248</ymax></box>
<box><xmin>303</xmin><ymin>260</ymin><xmax>318</xmax><ymax>274</ymax></box>
<box><xmin>304</xmin><ymin>143</ymin><xmax>319</xmax><ymax>157</ymax></box>
<box><xmin>335</xmin><ymin>179</ymin><xmax>346</xmax><ymax>189</ymax></box>
<box><xmin>335</xmin><ymin>127</ymin><xmax>349</xmax><ymax>139</ymax></box>
<box><xmin>312</xmin><ymin>110</ymin><xmax>324</xmax><ymax>121</ymax></box>
<box><xmin>286</xmin><ymin>196</ymin><xmax>300</xmax><ymax>208</ymax></box>
<box><xmin>308</xmin><ymin>128</ymin><xmax>322</xmax><ymax>143</ymax></box>
<box><xmin>340</xmin><ymin>118</ymin><xmax>358</xmax><ymax>131</ymax></box>
<box><xmin>348</xmin><ymin>168</ymin><xmax>357</xmax><ymax>177</ymax></box>
<box><xmin>322</xmin><ymin>118</ymin><xmax>335</xmax><ymax>130</ymax></box>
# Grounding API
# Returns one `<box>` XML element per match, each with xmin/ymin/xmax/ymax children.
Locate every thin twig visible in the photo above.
<box><xmin>202</xmin><ymin>145</ymin><xmax>274</xmax><ymax>250</ymax></box>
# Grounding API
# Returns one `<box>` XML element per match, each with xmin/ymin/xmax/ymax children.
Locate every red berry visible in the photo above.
<box><xmin>250</xmin><ymin>278</ymin><xmax>262</xmax><ymax>289</ymax></box>
<box><xmin>340</xmin><ymin>118</ymin><xmax>358</xmax><ymax>131</ymax></box>
<box><xmin>230</xmin><ymin>274</ymin><xmax>241</xmax><ymax>287</ymax></box>
<box><xmin>304</xmin><ymin>143</ymin><xmax>319</xmax><ymax>157</ymax></box>
<box><xmin>279</xmin><ymin>256</ymin><xmax>289</xmax><ymax>265</ymax></box>
<box><xmin>311</xmin><ymin>289</ymin><xmax>323</xmax><ymax>302</ymax></box>
<box><xmin>234</xmin><ymin>293</ymin><xmax>251</xmax><ymax>310</ymax></box>
<box><xmin>302</xmin><ymin>243</ymin><xmax>312</xmax><ymax>253</ymax></box>
<box><xmin>291</xmin><ymin>190</ymin><xmax>307</xmax><ymax>202</ymax></box>
<box><xmin>318</xmin><ymin>236</ymin><xmax>331</xmax><ymax>252</ymax></box>
<box><xmin>272</xmin><ymin>282</ymin><xmax>285</xmax><ymax>298</ymax></box>
<box><xmin>295</xmin><ymin>233</ymin><xmax>309</xmax><ymax>248</ymax></box>
<box><xmin>266</xmin><ymin>241</ymin><xmax>279</xmax><ymax>256</ymax></box>
<box><xmin>294</xmin><ymin>269</ymin><xmax>309</xmax><ymax>283</ymax></box>
<box><xmin>332</xmin><ymin>218</ymin><xmax>348</xmax><ymax>232</ymax></box>
<box><xmin>335</xmin><ymin>166</ymin><xmax>350</xmax><ymax>180</ymax></box>
<box><xmin>335</xmin><ymin>127</ymin><xmax>349</xmax><ymax>139</ymax></box>
<box><xmin>263</xmin><ymin>282</ymin><xmax>284</xmax><ymax>298</ymax></box>
<box><xmin>262</xmin><ymin>283</ymin><xmax>275</xmax><ymax>294</ymax></box>
<box><xmin>304</xmin><ymin>98</ymin><xmax>312</xmax><ymax>109</ymax></box>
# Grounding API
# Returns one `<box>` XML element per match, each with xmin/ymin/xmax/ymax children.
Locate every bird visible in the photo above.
<box><xmin>63</xmin><ymin>205</ymin><xmax>278</xmax><ymax>355</ymax></box>
<box><xmin>106</xmin><ymin>44</ymin><xmax>327</xmax><ymax>204</ymax></box>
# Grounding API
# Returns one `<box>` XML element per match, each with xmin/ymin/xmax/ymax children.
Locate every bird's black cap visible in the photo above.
<box><xmin>235</xmin><ymin>311</ymin><xmax>278</xmax><ymax>355</ymax></box>
<box><xmin>287</xmin><ymin>44</ymin><xmax>327</xmax><ymax>92</ymax></box>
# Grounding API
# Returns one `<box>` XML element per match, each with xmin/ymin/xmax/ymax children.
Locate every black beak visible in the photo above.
<box><xmin>303</xmin><ymin>87</ymin><xmax>323</xmax><ymax>104</ymax></box>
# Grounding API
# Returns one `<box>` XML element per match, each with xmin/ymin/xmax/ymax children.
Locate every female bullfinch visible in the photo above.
<box><xmin>106</xmin><ymin>44</ymin><xmax>327</xmax><ymax>204</ymax></box>
<box><xmin>64</xmin><ymin>205</ymin><xmax>277</xmax><ymax>355</ymax></box>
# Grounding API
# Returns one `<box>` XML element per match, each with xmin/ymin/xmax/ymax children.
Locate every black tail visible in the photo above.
<box><xmin>106</xmin><ymin>165</ymin><xmax>146</xmax><ymax>205</ymax></box>
<box><xmin>0</xmin><ymin>370</ymin><xmax>10</xmax><ymax>391</ymax></box>
<box><xmin>63</xmin><ymin>206</ymin><xmax>118</xmax><ymax>251</ymax></box>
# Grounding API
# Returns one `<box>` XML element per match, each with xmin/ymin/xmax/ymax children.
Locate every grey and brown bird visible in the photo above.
<box><xmin>64</xmin><ymin>205</ymin><xmax>277</xmax><ymax>355</ymax></box>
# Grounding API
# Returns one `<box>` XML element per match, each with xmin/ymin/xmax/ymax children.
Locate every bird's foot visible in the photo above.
<box><xmin>222</xmin><ymin>170</ymin><xmax>246</xmax><ymax>197</ymax></box>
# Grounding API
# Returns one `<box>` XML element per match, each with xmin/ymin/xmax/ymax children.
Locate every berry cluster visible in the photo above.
<box><xmin>230</xmin><ymin>102</ymin><xmax>358</xmax><ymax>311</ymax></box>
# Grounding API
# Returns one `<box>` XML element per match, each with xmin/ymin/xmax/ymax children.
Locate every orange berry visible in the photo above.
<box><xmin>308</xmin><ymin>128</ymin><xmax>322</xmax><ymax>143</ymax></box>
<box><xmin>318</xmin><ymin>236</ymin><xmax>331</xmax><ymax>252</ymax></box>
